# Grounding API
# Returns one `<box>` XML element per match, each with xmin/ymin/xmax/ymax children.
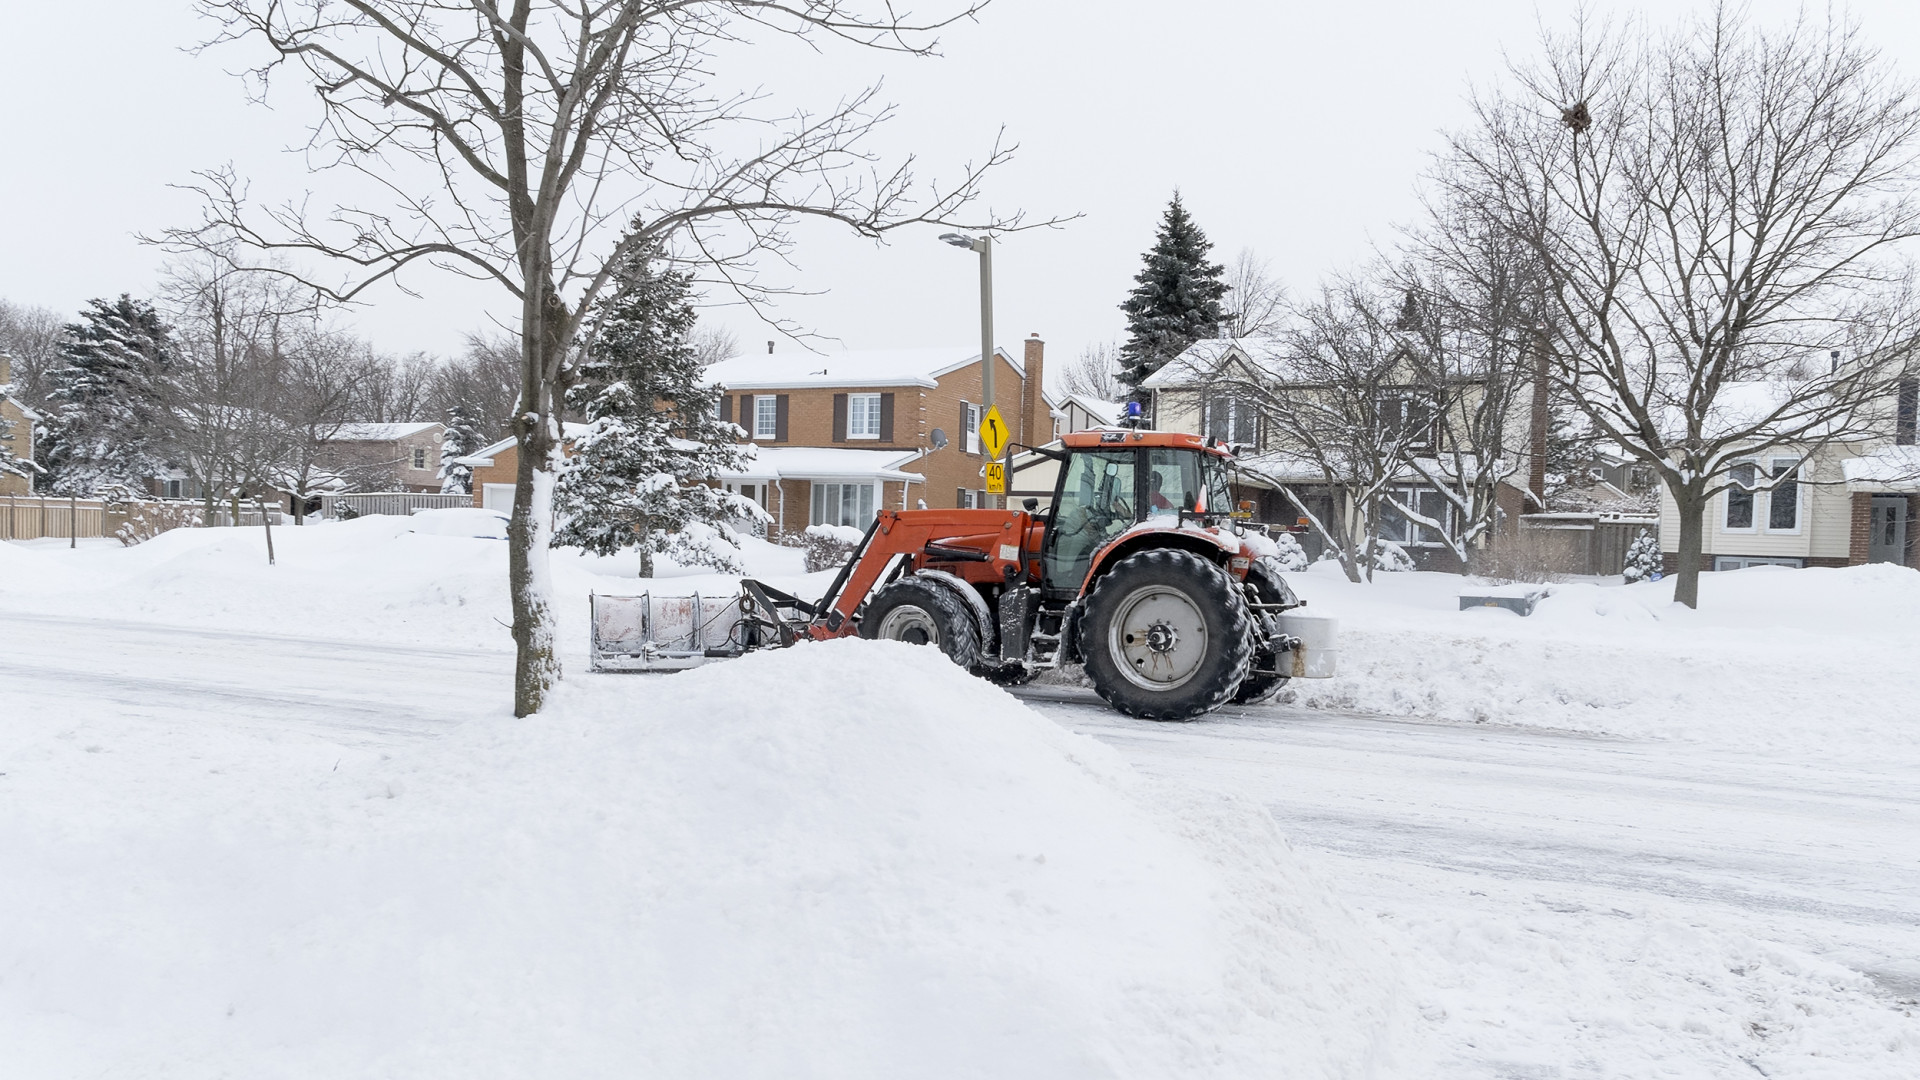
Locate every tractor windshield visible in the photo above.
<box><xmin>1145</xmin><ymin>447</ymin><xmax>1232</xmax><ymax>516</ymax></box>
<box><xmin>1044</xmin><ymin>449</ymin><xmax>1137</xmax><ymax>590</ymax></box>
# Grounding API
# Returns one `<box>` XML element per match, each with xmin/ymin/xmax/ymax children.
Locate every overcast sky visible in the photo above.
<box><xmin>6</xmin><ymin>0</ymin><xmax>1920</xmax><ymax>383</ymax></box>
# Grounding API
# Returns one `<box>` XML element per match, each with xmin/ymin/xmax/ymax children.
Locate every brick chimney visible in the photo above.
<box><xmin>1021</xmin><ymin>334</ymin><xmax>1046</xmax><ymax>445</ymax></box>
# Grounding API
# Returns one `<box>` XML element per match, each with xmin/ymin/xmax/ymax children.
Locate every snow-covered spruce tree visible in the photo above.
<box><xmin>438</xmin><ymin>404</ymin><xmax>484</xmax><ymax>495</ymax></box>
<box><xmin>39</xmin><ymin>296</ymin><xmax>174</xmax><ymax>494</ymax></box>
<box><xmin>553</xmin><ymin>243</ymin><xmax>761</xmax><ymax>577</ymax></box>
<box><xmin>1117</xmin><ymin>194</ymin><xmax>1229</xmax><ymax>407</ymax></box>
<box><xmin>1622</xmin><ymin>529</ymin><xmax>1662</xmax><ymax>583</ymax></box>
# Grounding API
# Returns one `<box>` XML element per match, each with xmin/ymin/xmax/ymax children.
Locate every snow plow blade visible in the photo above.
<box><xmin>588</xmin><ymin>583</ymin><xmax>814</xmax><ymax>672</ymax></box>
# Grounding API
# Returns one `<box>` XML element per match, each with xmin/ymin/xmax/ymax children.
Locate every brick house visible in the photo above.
<box><xmin>701</xmin><ymin>336</ymin><xmax>1053</xmax><ymax>537</ymax></box>
<box><xmin>1</xmin><ymin>355</ymin><xmax>40</xmax><ymax>497</ymax></box>
<box><xmin>320</xmin><ymin>422</ymin><xmax>447</xmax><ymax>492</ymax></box>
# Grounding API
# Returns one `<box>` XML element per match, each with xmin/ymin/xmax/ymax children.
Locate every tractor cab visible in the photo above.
<box><xmin>1039</xmin><ymin>429</ymin><xmax>1236</xmax><ymax>595</ymax></box>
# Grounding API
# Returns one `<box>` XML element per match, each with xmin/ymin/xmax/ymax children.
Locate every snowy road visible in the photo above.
<box><xmin>9</xmin><ymin>609</ymin><xmax>1915</xmax><ymax>1075</ymax></box>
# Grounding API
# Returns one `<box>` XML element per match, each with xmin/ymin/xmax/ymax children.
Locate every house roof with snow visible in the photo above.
<box><xmin>1055</xmin><ymin>393</ymin><xmax>1121</xmax><ymax>426</ymax></box>
<box><xmin>705</xmin><ymin>346</ymin><xmax>1024</xmax><ymax>391</ymax></box>
<box><xmin>455</xmin><ymin>423</ymin><xmax>596</xmax><ymax>468</ymax></box>
<box><xmin>1842</xmin><ymin>445</ymin><xmax>1920</xmax><ymax>492</ymax></box>
<box><xmin>719</xmin><ymin>446</ymin><xmax>926</xmax><ymax>483</ymax></box>
<box><xmin>329</xmin><ymin>421</ymin><xmax>441</xmax><ymax>442</ymax></box>
<box><xmin>1141</xmin><ymin>337</ymin><xmax>1299</xmax><ymax>390</ymax></box>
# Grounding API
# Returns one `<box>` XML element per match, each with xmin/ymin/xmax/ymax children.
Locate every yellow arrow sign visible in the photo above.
<box><xmin>983</xmin><ymin>462</ymin><xmax>1006</xmax><ymax>494</ymax></box>
<box><xmin>978</xmin><ymin>405</ymin><xmax>1010</xmax><ymax>459</ymax></box>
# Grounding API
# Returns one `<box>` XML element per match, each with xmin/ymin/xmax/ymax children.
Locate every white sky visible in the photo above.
<box><xmin>5</xmin><ymin>0</ymin><xmax>1920</xmax><ymax>381</ymax></box>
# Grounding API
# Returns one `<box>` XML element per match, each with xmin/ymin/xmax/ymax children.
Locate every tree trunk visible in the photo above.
<box><xmin>636</xmin><ymin>512</ymin><xmax>654</xmax><ymax>578</ymax></box>
<box><xmin>1671</xmin><ymin>484</ymin><xmax>1706</xmax><ymax>609</ymax></box>
<box><xmin>507</xmin><ymin>286</ymin><xmax>570</xmax><ymax>718</ymax></box>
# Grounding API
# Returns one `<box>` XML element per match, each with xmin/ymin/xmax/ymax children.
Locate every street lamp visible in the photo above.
<box><xmin>940</xmin><ymin>231</ymin><xmax>999</xmax><ymax>506</ymax></box>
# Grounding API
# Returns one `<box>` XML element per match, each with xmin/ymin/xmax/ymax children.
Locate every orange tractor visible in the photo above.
<box><xmin>590</xmin><ymin>429</ymin><xmax>1337</xmax><ymax>720</ymax></box>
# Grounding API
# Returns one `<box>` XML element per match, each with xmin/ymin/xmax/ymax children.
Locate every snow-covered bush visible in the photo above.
<box><xmin>101</xmin><ymin>485</ymin><xmax>203</xmax><ymax>546</ymax></box>
<box><xmin>802</xmin><ymin>522</ymin><xmax>864</xmax><ymax>573</ymax></box>
<box><xmin>1622</xmin><ymin>529</ymin><xmax>1662</xmax><ymax>582</ymax></box>
<box><xmin>1239</xmin><ymin>527</ymin><xmax>1310</xmax><ymax>572</ymax></box>
<box><xmin>1370</xmin><ymin>539</ymin><xmax>1414</xmax><ymax>573</ymax></box>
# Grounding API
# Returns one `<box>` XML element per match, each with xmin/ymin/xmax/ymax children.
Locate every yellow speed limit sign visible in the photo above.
<box><xmin>983</xmin><ymin>462</ymin><xmax>1006</xmax><ymax>494</ymax></box>
<box><xmin>978</xmin><ymin>405</ymin><xmax>1010</xmax><ymax>460</ymax></box>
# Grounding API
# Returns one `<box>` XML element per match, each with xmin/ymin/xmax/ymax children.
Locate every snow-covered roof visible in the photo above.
<box><xmin>1842</xmin><ymin>445</ymin><xmax>1920</xmax><ymax>492</ymax></box>
<box><xmin>1141</xmin><ymin>337</ymin><xmax>1297</xmax><ymax>390</ymax></box>
<box><xmin>329</xmin><ymin>422</ymin><xmax>441</xmax><ymax>442</ymax></box>
<box><xmin>1056</xmin><ymin>393</ymin><xmax>1122</xmax><ymax>425</ymax></box>
<box><xmin>706</xmin><ymin>347</ymin><xmax>1023</xmax><ymax>391</ymax></box>
<box><xmin>3</xmin><ymin>393</ymin><xmax>41</xmax><ymax>423</ymax></box>
<box><xmin>458</xmin><ymin>423</ymin><xmax>596</xmax><ymax>467</ymax></box>
<box><xmin>718</xmin><ymin>446</ymin><xmax>925</xmax><ymax>483</ymax></box>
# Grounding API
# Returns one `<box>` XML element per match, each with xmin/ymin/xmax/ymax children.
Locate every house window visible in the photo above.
<box><xmin>811</xmin><ymin>482</ymin><xmax>875</xmax><ymax>527</ymax></box>
<box><xmin>848</xmin><ymin>393</ymin><xmax>882</xmax><ymax>439</ymax></box>
<box><xmin>1378</xmin><ymin>487</ymin><xmax>1450</xmax><ymax>546</ymax></box>
<box><xmin>1725</xmin><ymin>463</ymin><xmax>1756</xmax><ymax>530</ymax></box>
<box><xmin>164</xmin><ymin>479</ymin><xmax>183</xmax><ymax>499</ymax></box>
<box><xmin>412</xmin><ymin>447</ymin><xmax>428</xmax><ymax>470</ymax></box>
<box><xmin>962</xmin><ymin>402</ymin><xmax>982</xmax><ymax>454</ymax></box>
<box><xmin>1380</xmin><ymin>392</ymin><xmax>1437</xmax><ymax>450</ymax></box>
<box><xmin>1766</xmin><ymin>459</ymin><xmax>1800</xmax><ymax>532</ymax></box>
<box><xmin>755</xmin><ymin>396</ymin><xmax>779</xmax><ymax>439</ymax></box>
<box><xmin>958</xmin><ymin>488</ymin><xmax>985</xmax><ymax>509</ymax></box>
<box><xmin>1202</xmin><ymin>394</ymin><xmax>1258</xmax><ymax>446</ymax></box>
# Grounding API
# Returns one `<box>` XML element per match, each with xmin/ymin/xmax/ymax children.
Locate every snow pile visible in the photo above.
<box><xmin>1287</xmin><ymin>561</ymin><xmax>1920</xmax><ymax>763</ymax></box>
<box><xmin>405</xmin><ymin>506</ymin><xmax>509</xmax><ymax>539</ymax></box>
<box><xmin>0</xmin><ymin>641</ymin><xmax>1408</xmax><ymax>1078</ymax></box>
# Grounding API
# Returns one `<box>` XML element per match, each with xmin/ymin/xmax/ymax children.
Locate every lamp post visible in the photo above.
<box><xmin>940</xmin><ymin>231</ymin><xmax>1000</xmax><ymax>506</ymax></box>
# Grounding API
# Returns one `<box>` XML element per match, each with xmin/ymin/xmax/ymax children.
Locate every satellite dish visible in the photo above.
<box><xmin>929</xmin><ymin>428</ymin><xmax>949</xmax><ymax>451</ymax></box>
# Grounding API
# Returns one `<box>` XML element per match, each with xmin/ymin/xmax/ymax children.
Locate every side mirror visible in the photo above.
<box><xmin>1023</xmin><ymin>498</ymin><xmax>1039</xmax><ymax>512</ymax></box>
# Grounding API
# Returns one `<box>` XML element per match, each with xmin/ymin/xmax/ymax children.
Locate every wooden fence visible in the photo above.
<box><xmin>1518</xmin><ymin>513</ymin><xmax>1659</xmax><ymax>576</ymax></box>
<box><xmin>2</xmin><ymin>494</ymin><xmax>281</xmax><ymax>542</ymax></box>
<box><xmin>321</xmin><ymin>491</ymin><xmax>472</xmax><ymax>519</ymax></box>
<box><xmin>1</xmin><ymin>495</ymin><xmax>110</xmax><ymax>542</ymax></box>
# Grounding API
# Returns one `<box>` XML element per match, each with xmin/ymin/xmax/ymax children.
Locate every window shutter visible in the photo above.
<box><xmin>775</xmin><ymin>394</ymin><xmax>789</xmax><ymax>441</ymax></box>
<box><xmin>739</xmin><ymin>394</ymin><xmax>753</xmax><ymax>434</ymax></box>
<box><xmin>956</xmin><ymin>487</ymin><xmax>966</xmax><ymax>508</ymax></box>
<box><xmin>960</xmin><ymin>401</ymin><xmax>971</xmax><ymax>453</ymax></box>
<box><xmin>879</xmin><ymin>393</ymin><xmax>894</xmax><ymax>442</ymax></box>
<box><xmin>719</xmin><ymin>394</ymin><xmax>732</xmax><ymax>424</ymax></box>
<box><xmin>832</xmin><ymin>393</ymin><xmax>848</xmax><ymax>442</ymax></box>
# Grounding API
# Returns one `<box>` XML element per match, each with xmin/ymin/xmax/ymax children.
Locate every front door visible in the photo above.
<box><xmin>1868</xmin><ymin>496</ymin><xmax>1909</xmax><ymax>564</ymax></box>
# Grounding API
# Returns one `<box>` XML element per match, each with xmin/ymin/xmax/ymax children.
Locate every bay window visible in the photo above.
<box><xmin>811</xmin><ymin>482</ymin><xmax>875</xmax><ymax>527</ymax></box>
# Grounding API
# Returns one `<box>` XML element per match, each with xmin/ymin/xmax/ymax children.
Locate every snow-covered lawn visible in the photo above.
<box><xmin>2</xmin><ymin>518</ymin><xmax>1916</xmax><ymax>1077</ymax></box>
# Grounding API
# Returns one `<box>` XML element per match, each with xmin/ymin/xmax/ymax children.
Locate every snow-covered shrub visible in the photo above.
<box><xmin>1370</xmin><ymin>539</ymin><xmax>1414</xmax><ymax>573</ymax></box>
<box><xmin>803</xmin><ymin>522</ymin><xmax>864</xmax><ymax>573</ymax></box>
<box><xmin>101</xmin><ymin>485</ymin><xmax>203</xmax><ymax>546</ymax></box>
<box><xmin>1239</xmin><ymin>527</ymin><xmax>1310</xmax><ymax>572</ymax></box>
<box><xmin>1622</xmin><ymin>529</ymin><xmax>1662</xmax><ymax>582</ymax></box>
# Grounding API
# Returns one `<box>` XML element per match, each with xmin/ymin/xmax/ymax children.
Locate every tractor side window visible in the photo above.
<box><xmin>1203</xmin><ymin>455</ymin><xmax>1233</xmax><ymax>516</ymax></box>
<box><xmin>1044</xmin><ymin>450</ymin><xmax>1137</xmax><ymax>589</ymax></box>
<box><xmin>1146</xmin><ymin>448</ymin><xmax>1204</xmax><ymax>516</ymax></box>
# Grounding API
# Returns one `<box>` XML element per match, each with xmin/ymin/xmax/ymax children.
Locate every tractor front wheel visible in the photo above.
<box><xmin>859</xmin><ymin>576</ymin><xmax>983</xmax><ymax>670</ymax></box>
<box><xmin>1078</xmin><ymin>549</ymin><xmax>1252</xmax><ymax>721</ymax></box>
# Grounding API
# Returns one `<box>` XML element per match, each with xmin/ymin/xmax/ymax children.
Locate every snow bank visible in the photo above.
<box><xmin>1287</xmin><ymin>561</ymin><xmax>1920</xmax><ymax>763</ymax></box>
<box><xmin>0</xmin><ymin>641</ymin><xmax>1407</xmax><ymax>1078</ymax></box>
<box><xmin>405</xmin><ymin>506</ymin><xmax>509</xmax><ymax>539</ymax></box>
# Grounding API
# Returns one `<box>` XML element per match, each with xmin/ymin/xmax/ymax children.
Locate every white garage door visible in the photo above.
<box><xmin>482</xmin><ymin>483</ymin><xmax>516</xmax><ymax>512</ymax></box>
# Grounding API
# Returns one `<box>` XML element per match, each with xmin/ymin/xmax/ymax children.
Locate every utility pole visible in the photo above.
<box><xmin>941</xmin><ymin>232</ymin><xmax>1003</xmax><ymax>507</ymax></box>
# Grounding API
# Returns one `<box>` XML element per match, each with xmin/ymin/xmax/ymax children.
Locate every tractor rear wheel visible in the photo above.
<box><xmin>1078</xmin><ymin>549</ymin><xmax>1252</xmax><ymax>721</ymax></box>
<box><xmin>859</xmin><ymin>576</ymin><xmax>983</xmax><ymax>670</ymax></box>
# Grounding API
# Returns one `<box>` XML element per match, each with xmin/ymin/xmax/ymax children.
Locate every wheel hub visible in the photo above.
<box><xmin>1109</xmin><ymin>585</ymin><xmax>1209</xmax><ymax>691</ymax></box>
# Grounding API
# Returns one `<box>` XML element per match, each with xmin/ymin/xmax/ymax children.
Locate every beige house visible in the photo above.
<box><xmin>1138</xmin><ymin>337</ymin><xmax>1542</xmax><ymax>569</ymax></box>
<box><xmin>1654</xmin><ymin>379</ymin><xmax>1920</xmax><ymax>570</ymax></box>
<box><xmin>1</xmin><ymin>356</ymin><xmax>40</xmax><ymax>496</ymax></box>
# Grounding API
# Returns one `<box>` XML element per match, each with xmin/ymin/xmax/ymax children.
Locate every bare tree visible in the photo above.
<box><xmin>1057</xmin><ymin>341</ymin><xmax>1126</xmax><ymax>402</ymax></box>
<box><xmin>689</xmin><ymin>323</ymin><xmax>740</xmax><ymax>368</ymax></box>
<box><xmin>1220</xmin><ymin>248</ymin><xmax>1286</xmax><ymax>339</ymax></box>
<box><xmin>432</xmin><ymin>333</ymin><xmax>521</xmax><ymax>441</ymax></box>
<box><xmin>163</xmin><ymin>0</ymin><xmax>1043</xmax><ymax>714</ymax></box>
<box><xmin>1447</xmin><ymin>5</ymin><xmax>1920</xmax><ymax>606</ymax></box>
<box><xmin>352</xmin><ymin>349</ymin><xmax>439</xmax><ymax>422</ymax></box>
<box><xmin>0</xmin><ymin>300</ymin><xmax>64</xmax><ymax>407</ymax></box>
<box><xmin>1216</xmin><ymin>279</ymin><xmax>1433</xmax><ymax>583</ymax></box>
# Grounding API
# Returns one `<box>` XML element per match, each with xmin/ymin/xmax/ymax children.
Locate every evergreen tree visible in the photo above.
<box><xmin>1622</xmin><ymin>529</ymin><xmax>1662</xmax><ymax>582</ymax></box>
<box><xmin>1117</xmin><ymin>194</ymin><xmax>1230</xmax><ymax>407</ymax></box>
<box><xmin>553</xmin><ymin>241</ymin><xmax>761</xmax><ymax>576</ymax></box>
<box><xmin>39</xmin><ymin>296</ymin><xmax>174</xmax><ymax>494</ymax></box>
<box><xmin>439</xmin><ymin>403</ymin><xmax>485</xmax><ymax>494</ymax></box>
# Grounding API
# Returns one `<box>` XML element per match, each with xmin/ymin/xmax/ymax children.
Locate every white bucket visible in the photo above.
<box><xmin>1276</xmin><ymin>612</ymin><xmax>1338</xmax><ymax>678</ymax></box>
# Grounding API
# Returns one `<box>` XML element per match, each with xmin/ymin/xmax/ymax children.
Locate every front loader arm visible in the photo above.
<box><xmin>807</xmin><ymin>509</ymin><xmax>1031</xmax><ymax>640</ymax></box>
